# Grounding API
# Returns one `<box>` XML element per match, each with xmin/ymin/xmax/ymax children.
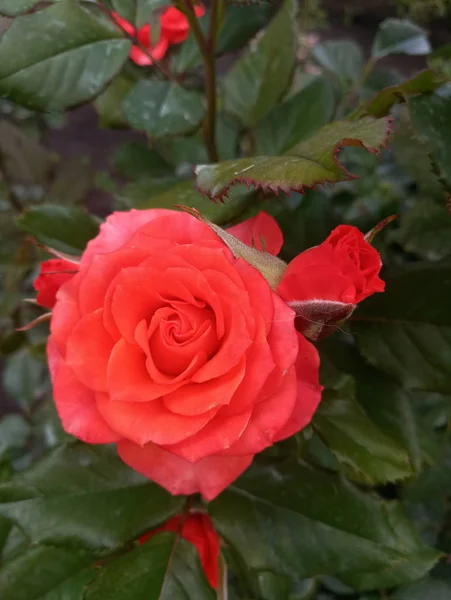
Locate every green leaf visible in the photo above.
<box><xmin>0</xmin><ymin>545</ymin><xmax>94</xmax><ymax>600</ymax></box>
<box><xmin>359</xmin><ymin>68</ymin><xmax>403</xmax><ymax>101</ymax></box>
<box><xmin>48</xmin><ymin>159</ymin><xmax>94</xmax><ymax>206</ymax></box>
<box><xmin>0</xmin><ymin>415</ymin><xmax>31</xmax><ymax>459</ymax></box>
<box><xmin>255</xmin><ymin>76</ymin><xmax>335</xmax><ymax>155</ymax></box>
<box><xmin>355</xmin><ymin>69</ymin><xmax>446</xmax><ymax>118</ymax></box>
<box><xmin>112</xmin><ymin>142</ymin><xmax>172</xmax><ymax>180</ymax></box>
<box><xmin>353</xmin><ymin>261</ymin><xmax>451</xmax><ymax>394</ymax></box>
<box><xmin>217</xmin><ymin>5</ymin><xmax>274</xmax><ymax>54</ymax></box>
<box><xmin>117</xmin><ymin>179</ymin><xmax>251</xmax><ymax>224</ymax></box>
<box><xmin>391</xmin><ymin>107</ymin><xmax>443</xmax><ymax>195</ymax></box>
<box><xmin>312</xmin><ymin>41</ymin><xmax>363</xmax><ymax>86</ymax></box>
<box><xmin>223</xmin><ymin>0</ymin><xmax>297</xmax><ymax>126</ymax></box>
<box><xmin>94</xmin><ymin>75</ymin><xmax>135</xmax><ymax>129</ymax></box>
<box><xmin>3</xmin><ymin>348</ymin><xmax>49</xmax><ymax>411</ymax></box>
<box><xmin>372</xmin><ymin>19</ymin><xmax>431</xmax><ymax>59</ymax></box>
<box><xmin>195</xmin><ymin>117</ymin><xmax>391</xmax><ymax>200</ymax></box>
<box><xmin>404</xmin><ymin>443</ymin><xmax>451</xmax><ymax>546</ymax></box>
<box><xmin>0</xmin><ymin>121</ymin><xmax>57</xmax><ymax>186</ymax></box>
<box><xmin>159</xmin><ymin>114</ymin><xmax>239</xmax><ymax>164</ymax></box>
<box><xmin>111</xmin><ymin>0</ymin><xmax>169</xmax><ymax>27</ymax></box>
<box><xmin>0</xmin><ymin>1</ymin><xmax>131</xmax><ymax>110</ymax></box>
<box><xmin>124</xmin><ymin>81</ymin><xmax>205</xmax><ymax>138</ymax></box>
<box><xmin>0</xmin><ymin>444</ymin><xmax>184</xmax><ymax>553</ymax></box>
<box><xmin>0</xmin><ymin>0</ymin><xmax>39</xmax><ymax>16</ymax></box>
<box><xmin>86</xmin><ymin>533</ymin><xmax>215</xmax><ymax>600</ymax></box>
<box><xmin>408</xmin><ymin>93</ymin><xmax>451</xmax><ymax>187</ymax></box>
<box><xmin>209</xmin><ymin>461</ymin><xmax>440</xmax><ymax>592</ymax></box>
<box><xmin>171</xmin><ymin>12</ymin><xmax>209</xmax><ymax>74</ymax></box>
<box><xmin>393</xmin><ymin>577</ymin><xmax>451</xmax><ymax>600</ymax></box>
<box><xmin>319</xmin><ymin>337</ymin><xmax>441</xmax><ymax>474</ymax></box>
<box><xmin>395</xmin><ymin>203</ymin><xmax>451</xmax><ymax>261</ymax></box>
<box><xmin>314</xmin><ymin>379</ymin><xmax>413</xmax><ymax>485</ymax></box>
<box><xmin>17</xmin><ymin>204</ymin><xmax>100</xmax><ymax>254</ymax></box>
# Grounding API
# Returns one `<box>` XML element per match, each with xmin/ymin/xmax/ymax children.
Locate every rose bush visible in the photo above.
<box><xmin>2</xmin><ymin>2</ymin><xmax>449</xmax><ymax>596</ymax></box>
<box><xmin>41</xmin><ymin>208</ymin><xmax>322</xmax><ymax>499</ymax></box>
<box><xmin>140</xmin><ymin>513</ymin><xmax>220</xmax><ymax>589</ymax></box>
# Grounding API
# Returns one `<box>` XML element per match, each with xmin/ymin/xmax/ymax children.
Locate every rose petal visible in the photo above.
<box><xmin>118</xmin><ymin>439</ymin><xmax>253</xmax><ymax>500</ymax></box>
<box><xmin>166</xmin><ymin>406</ymin><xmax>252</xmax><ymax>462</ymax></box>
<box><xmin>227</xmin><ymin>212</ymin><xmax>284</xmax><ymax>256</ymax></box>
<box><xmin>107</xmin><ymin>338</ymin><xmax>186</xmax><ymax>402</ymax></box>
<box><xmin>266</xmin><ymin>294</ymin><xmax>298</xmax><ymax>370</ymax></box>
<box><xmin>48</xmin><ymin>339</ymin><xmax>120</xmax><ymax>444</ymax></box>
<box><xmin>222</xmin><ymin>366</ymin><xmax>297</xmax><ymax>456</ymax></box>
<box><xmin>78</xmin><ymin>247</ymin><xmax>148</xmax><ymax>316</ymax></box>
<box><xmin>163</xmin><ymin>357</ymin><xmax>246</xmax><ymax>416</ymax></box>
<box><xmin>65</xmin><ymin>309</ymin><xmax>114</xmax><ymax>392</ymax></box>
<box><xmin>274</xmin><ymin>332</ymin><xmax>323</xmax><ymax>441</ymax></box>
<box><xmin>50</xmin><ymin>274</ymin><xmax>82</xmax><ymax>358</ymax></box>
<box><xmin>81</xmin><ymin>209</ymin><xmax>172</xmax><ymax>267</ymax></box>
<box><xmin>130</xmin><ymin>25</ymin><xmax>169</xmax><ymax>65</ymax></box>
<box><xmin>223</xmin><ymin>315</ymin><xmax>275</xmax><ymax>416</ymax></box>
<box><xmin>125</xmin><ymin>212</ymin><xmax>224</xmax><ymax>251</ymax></box>
<box><xmin>97</xmin><ymin>393</ymin><xmax>219</xmax><ymax>446</ymax></box>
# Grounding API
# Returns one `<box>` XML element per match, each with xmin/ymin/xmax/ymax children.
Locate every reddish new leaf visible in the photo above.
<box><xmin>195</xmin><ymin>117</ymin><xmax>392</xmax><ymax>201</ymax></box>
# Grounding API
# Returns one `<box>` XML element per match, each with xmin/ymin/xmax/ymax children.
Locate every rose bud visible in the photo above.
<box><xmin>278</xmin><ymin>225</ymin><xmax>385</xmax><ymax>341</ymax></box>
<box><xmin>34</xmin><ymin>258</ymin><xmax>79</xmax><ymax>309</ymax></box>
<box><xmin>140</xmin><ymin>513</ymin><xmax>220</xmax><ymax>589</ymax></box>
<box><xmin>161</xmin><ymin>4</ymin><xmax>205</xmax><ymax>45</ymax></box>
<box><xmin>43</xmin><ymin>209</ymin><xmax>322</xmax><ymax>499</ymax></box>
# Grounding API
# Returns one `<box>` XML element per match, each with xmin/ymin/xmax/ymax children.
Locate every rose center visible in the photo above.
<box><xmin>147</xmin><ymin>302</ymin><xmax>218</xmax><ymax>376</ymax></box>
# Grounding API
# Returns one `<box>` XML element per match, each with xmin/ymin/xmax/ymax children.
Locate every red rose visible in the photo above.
<box><xmin>34</xmin><ymin>259</ymin><xmax>79</xmax><ymax>309</ymax></box>
<box><xmin>45</xmin><ymin>209</ymin><xmax>321</xmax><ymax>499</ymax></box>
<box><xmin>112</xmin><ymin>13</ymin><xmax>168</xmax><ymax>66</ymax></box>
<box><xmin>278</xmin><ymin>225</ymin><xmax>385</xmax><ymax>340</ymax></box>
<box><xmin>140</xmin><ymin>513</ymin><xmax>220</xmax><ymax>589</ymax></box>
<box><xmin>161</xmin><ymin>5</ymin><xmax>205</xmax><ymax>45</ymax></box>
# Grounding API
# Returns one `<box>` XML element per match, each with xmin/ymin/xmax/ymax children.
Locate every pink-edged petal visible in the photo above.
<box><xmin>166</xmin><ymin>408</ymin><xmax>252</xmax><ymax>463</ymax></box>
<box><xmin>274</xmin><ymin>333</ymin><xmax>323</xmax><ymax>441</ymax></box>
<box><xmin>78</xmin><ymin>247</ymin><xmax>148</xmax><ymax>315</ymax></box>
<box><xmin>227</xmin><ymin>212</ymin><xmax>284</xmax><ymax>255</ymax></box>
<box><xmin>48</xmin><ymin>338</ymin><xmax>120</xmax><ymax>444</ymax></box>
<box><xmin>65</xmin><ymin>309</ymin><xmax>114</xmax><ymax>392</ymax></box>
<box><xmin>222</xmin><ymin>366</ymin><xmax>297</xmax><ymax>456</ymax></box>
<box><xmin>118</xmin><ymin>439</ymin><xmax>254</xmax><ymax>500</ymax></box>
<box><xmin>125</xmin><ymin>211</ymin><xmax>224</xmax><ymax>251</ymax></box>
<box><xmin>97</xmin><ymin>393</ymin><xmax>219</xmax><ymax>446</ymax></box>
<box><xmin>51</xmin><ymin>274</ymin><xmax>82</xmax><ymax>358</ymax></box>
<box><xmin>107</xmin><ymin>338</ymin><xmax>185</xmax><ymax>402</ymax></box>
<box><xmin>81</xmin><ymin>209</ymin><xmax>172</xmax><ymax>267</ymax></box>
<box><xmin>163</xmin><ymin>357</ymin><xmax>246</xmax><ymax>416</ymax></box>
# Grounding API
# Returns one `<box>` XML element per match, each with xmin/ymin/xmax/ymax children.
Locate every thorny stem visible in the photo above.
<box><xmin>181</xmin><ymin>0</ymin><xmax>219</xmax><ymax>162</ymax></box>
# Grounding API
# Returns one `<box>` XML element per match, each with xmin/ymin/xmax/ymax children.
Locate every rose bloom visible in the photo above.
<box><xmin>113</xmin><ymin>13</ymin><xmax>168</xmax><ymax>66</ymax></box>
<box><xmin>140</xmin><ymin>513</ymin><xmax>220</xmax><ymax>589</ymax></box>
<box><xmin>278</xmin><ymin>225</ymin><xmax>385</xmax><ymax>340</ymax></box>
<box><xmin>161</xmin><ymin>5</ymin><xmax>205</xmax><ymax>45</ymax></box>
<box><xmin>40</xmin><ymin>210</ymin><xmax>322</xmax><ymax>499</ymax></box>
